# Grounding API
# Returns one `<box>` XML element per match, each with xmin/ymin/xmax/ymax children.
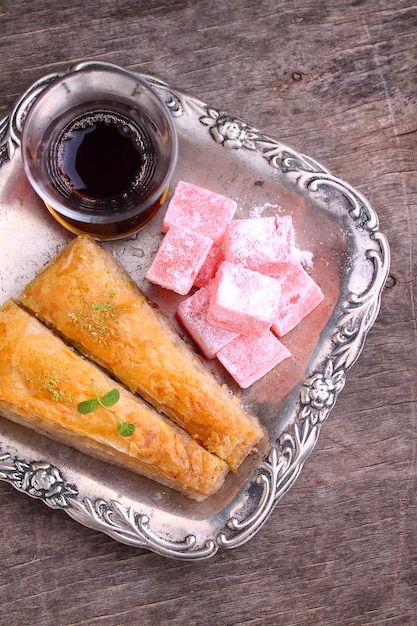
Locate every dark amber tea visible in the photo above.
<box><xmin>59</xmin><ymin>112</ymin><xmax>150</xmax><ymax>200</ymax></box>
<box><xmin>22</xmin><ymin>65</ymin><xmax>178</xmax><ymax>240</ymax></box>
<box><xmin>45</xmin><ymin>105</ymin><xmax>164</xmax><ymax>238</ymax></box>
<box><xmin>56</xmin><ymin>111</ymin><xmax>155</xmax><ymax>203</ymax></box>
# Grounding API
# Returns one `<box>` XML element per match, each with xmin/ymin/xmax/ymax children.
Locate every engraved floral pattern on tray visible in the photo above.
<box><xmin>0</xmin><ymin>61</ymin><xmax>389</xmax><ymax>559</ymax></box>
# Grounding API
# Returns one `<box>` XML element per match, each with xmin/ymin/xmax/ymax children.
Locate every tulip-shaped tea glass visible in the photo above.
<box><xmin>21</xmin><ymin>65</ymin><xmax>178</xmax><ymax>239</ymax></box>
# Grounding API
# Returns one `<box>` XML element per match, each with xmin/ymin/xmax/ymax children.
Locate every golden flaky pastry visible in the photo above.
<box><xmin>19</xmin><ymin>236</ymin><xmax>264</xmax><ymax>470</ymax></box>
<box><xmin>0</xmin><ymin>300</ymin><xmax>228</xmax><ymax>500</ymax></box>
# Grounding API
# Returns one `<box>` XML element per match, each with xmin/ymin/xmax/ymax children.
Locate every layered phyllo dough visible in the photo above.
<box><xmin>18</xmin><ymin>236</ymin><xmax>264</xmax><ymax>471</ymax></box>
<box><xmin>0</xmin><ymin>299</ymin><xmax>229</xmax><ymax>500</ymax></box>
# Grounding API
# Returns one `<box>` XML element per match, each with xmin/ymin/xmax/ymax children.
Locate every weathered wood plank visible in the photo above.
<box><xmin>0</xmin><ymin>1</ymin><xmax>416</xmax><ymax>624</ymax></box>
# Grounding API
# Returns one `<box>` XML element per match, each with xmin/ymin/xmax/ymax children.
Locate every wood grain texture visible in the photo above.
<box><xmin>0</xmin><ymin>0</ymin><xmax>416</xmax><ymax>624</ymax></box>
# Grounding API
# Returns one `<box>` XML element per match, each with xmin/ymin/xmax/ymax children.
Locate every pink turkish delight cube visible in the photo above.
<box><xmin>194</xmin><ymin>244</ymin><xmax>224</xmax><ymax>288</ymax></box>
<box><xmin>145</xmin><ymin>225</ymin><xmax>212</xmax><ymax>295</ymax></box>
<box><xmin>207</xmin><ymin>261</ymin><xmax>282</xmax><ymax>336</ymax></box>
<box><xmin>162</xmin><ymin>181</ymin><xmax>236</xmax><ymax>245</ymax></box>
<box><xmin>271</xmin><ymin>260</ymin><xmax>324</xmax><ymax>336</ymax></box>
<box><xmin>176</xmin><ymin>285</ymin><xmax>238</xmax><ymax>359</ymax></box>
<box><xmin>224</xmin><ymin>215</ymin><xmax>294</xmax><ymax>275</ymax></box>
<box><xmin>217</xmin><ymin>330</ymin><xmax>291</xmax><ymax>389</ymax></box>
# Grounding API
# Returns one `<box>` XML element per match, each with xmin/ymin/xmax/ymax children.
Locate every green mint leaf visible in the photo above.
<box><xmin>117</xmin><ymin>422</ymin><xmax>136</xmax><ymax>437</ymax></box>
<box><xmin>77</xmin><ymin>398</ymin><xmax>99</xmax><ymax>414</ymax></box>
<box><xmin>100</xmin><ymin>388</ymin><xmax>120</xmax><ymax>408</ymax></box>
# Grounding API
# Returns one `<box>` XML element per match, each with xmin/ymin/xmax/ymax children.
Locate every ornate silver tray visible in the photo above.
<box><xmin>0</xmin><ymin>61</ymin><xmax>389</xmax><ymax>560</ymax></box>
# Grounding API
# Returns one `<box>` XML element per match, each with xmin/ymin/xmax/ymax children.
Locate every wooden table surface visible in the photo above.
<box><xmin>0</xmin><ymin>1</ymin><xmax>416</xmax><ymax>624</ymax></box>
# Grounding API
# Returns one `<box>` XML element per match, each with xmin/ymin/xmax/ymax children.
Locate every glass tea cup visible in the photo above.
<box><xmin>21</xmin><ymin>65</ymin><xmax>178</xmax><ymax>240</ymax></box>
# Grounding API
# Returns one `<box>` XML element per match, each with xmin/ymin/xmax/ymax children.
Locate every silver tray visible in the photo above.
<box><xmin>0</xmin><ymin>61</ymin><xmax>389</xmax><ymax>560</ymax></box>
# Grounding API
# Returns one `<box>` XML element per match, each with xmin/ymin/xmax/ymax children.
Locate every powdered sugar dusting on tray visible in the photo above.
<box><xmin>294</xmin><ymin>246</ymin><xmax>314</xmax><ymax>269</ymax></box>
<box><xmin>248</xmin><ymin>202</ymin><xmax>281</xmax><ymax>218</ymax></box>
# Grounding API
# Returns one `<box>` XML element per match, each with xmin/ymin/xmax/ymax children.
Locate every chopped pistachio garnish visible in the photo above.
<box><xmin>27</xmin><ymin>367</ymin><xmax>73</xmax><ymax>405</ymax></box>
<box><xmin>67</xmin><ymin>300</ymin><xmax>122</xmax><ymax>344</ymax></box>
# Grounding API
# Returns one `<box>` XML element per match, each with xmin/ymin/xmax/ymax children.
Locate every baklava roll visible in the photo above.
<box><xmin>0</xmin><ymin>300</ymin><xmax>228</xmax><ymax>500</ymax></box>
<box><xmin>19</xmin><ymin>236</ymin><xmax>264</xmax><ymax>470</ymax></box>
